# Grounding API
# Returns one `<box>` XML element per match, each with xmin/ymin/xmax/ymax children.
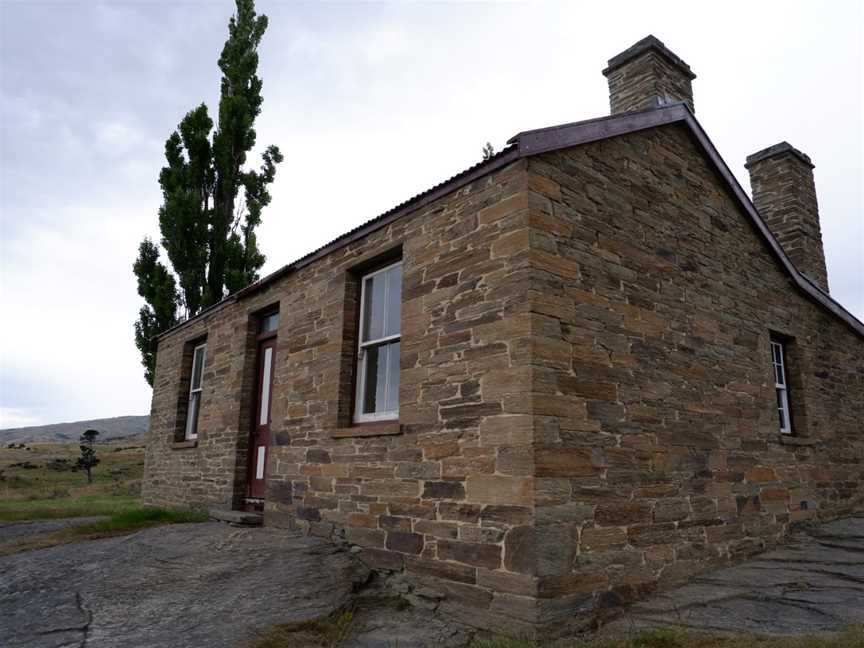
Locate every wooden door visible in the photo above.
<box><xmin>248</xmin><ymin>337</ymin><xmax>276</xmax><ymax>499</ymax></box>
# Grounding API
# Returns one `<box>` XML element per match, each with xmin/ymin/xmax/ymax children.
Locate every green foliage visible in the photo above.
<box><xmin>74</xmin><ymin>506</ymin><xmax>209</xmax><ymax>535</ymax></box>
<box><xmin>0</xmin><ymin>495</ymin><xmax>139</xmax><ymax>522</ymax></box>
<box><xmin>76</xmin><ymin>429</ymin><xmax>100</xmax><ymax>484</ymax></box>
<box><xmin>133</xmin><ymin>0</ymin><xmax>282</xmax><ymax>385</ymax></box>
<box><xmin>133</xmin><ymin>238</ymin><xmax>180</xmax><ymax>384</ymax></box>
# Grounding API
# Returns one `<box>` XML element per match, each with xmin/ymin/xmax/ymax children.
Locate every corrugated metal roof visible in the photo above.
<box><xmin>157</xmin><ymin>104</ymin><xmax>864</xmax><ymax>341</ymax></box>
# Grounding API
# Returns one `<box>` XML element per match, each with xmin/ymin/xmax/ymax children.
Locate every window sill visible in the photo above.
<box><xmin>777</xmin><ymin>435</ymin><xmax>818</xmax><ymax>447</ymax></box>
<box><xmin>171</xmin><ymin>439</ymin><xmax>198</xmax><ymax>450</ymax></box>
<box><xmin>330</xmin><ymin>422</ymin><xmax>401</xmax><ymax>439</ymax></box>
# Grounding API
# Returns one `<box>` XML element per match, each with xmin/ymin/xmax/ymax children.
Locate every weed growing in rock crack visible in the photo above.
<box><xmin>245</xmin><ymin>611</ymin><xmax>356</xmax><ymax>648</ymax></box>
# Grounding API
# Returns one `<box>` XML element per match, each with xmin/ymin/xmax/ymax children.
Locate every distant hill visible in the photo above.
<box><xmin>0</xmin><ymin>415</ymin><xmax>150</xmax><ymax>444</ymax></box>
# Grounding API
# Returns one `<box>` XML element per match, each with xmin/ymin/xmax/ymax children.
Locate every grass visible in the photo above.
<box><xmin>245</xmin><ymin>611</ymin><xmax>356</xmax><ymax>648</ymax></box>
<box><xmin>470</xmin><ymin>625</ymin><xmax>864</xmax><ymax>648</ymax></box>
<box><xmin>0</xmin><ymin>439</ymin><xmax>144</xmax><ymax>521</ymax></box>
<box><xmin>0</xmin><ymin>494</ymin><xmax>140</xmax><ymax>521</ymax></box>
<box><xmin>0</xmin><ymin>506</ymin><xmax>209</xmax><ymax>556</ymax></box>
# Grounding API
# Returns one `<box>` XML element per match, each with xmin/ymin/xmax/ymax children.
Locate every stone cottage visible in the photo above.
<box><xmin>143</xmin><ymin>36</ymin><xmax>864</xmax><ymax>636</ymax></box>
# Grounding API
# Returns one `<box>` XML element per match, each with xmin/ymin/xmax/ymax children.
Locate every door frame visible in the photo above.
<box><xmin>247</xmin><ymin>323</ymin><xmax>277</xmax><ymax>501</ymax></box>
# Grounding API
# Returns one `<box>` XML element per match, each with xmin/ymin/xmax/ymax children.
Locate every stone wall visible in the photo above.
<box><xmin>261</xmin><ymin>157</ymin><xmax>546</xmax><ymax>636</ymax></box>
<box><xmin>142</xmin><ymin>280</ymin><xmax>290</xmax><ymax>510</ymax></box>
<box><xmin>143</xmin><ymin>156</ymin><xmax>548</xmax><ymax>635</ymax></box>
<box><xmin>524</xmin><ymin>122</ymin><xmax>863</xmax><ymax>633</ymax></box>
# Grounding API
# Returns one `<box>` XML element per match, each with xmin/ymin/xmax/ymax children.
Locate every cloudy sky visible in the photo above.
<box><xmin>1</xmin><ymin>0</ymin><xmax>861</xmax><ymax>429</ymax></box>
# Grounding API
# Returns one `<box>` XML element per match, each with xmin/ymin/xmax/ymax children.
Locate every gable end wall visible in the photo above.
<box><xmin>524</xmin><ymin>122</ymin><xmax>863</xmax><ymax>633</ymax></box>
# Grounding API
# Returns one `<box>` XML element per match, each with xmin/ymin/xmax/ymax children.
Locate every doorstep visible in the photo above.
<box><xmin>208</xmin><ymin>509</ymin><xmax>263</xmax><ymax>526</ymax></box>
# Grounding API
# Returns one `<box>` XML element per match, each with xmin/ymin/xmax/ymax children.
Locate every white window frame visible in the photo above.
<box><xmin>770</xmin><ymin>340</ymin><xmax>792</xmax><ymax>435</ymax></box>
<box><xmin>354</xmin><ymin>260</ymin><xmax>401</xmax><ymax>424</ymax></box>
<box><xmin>184</xmin><ymin>342</ymin><xmax>206</xmax><ymax>440</ymax></box>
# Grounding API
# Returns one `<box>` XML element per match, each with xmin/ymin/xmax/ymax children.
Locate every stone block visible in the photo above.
<box><xmin>466</xmin><ymin>475</ymin><xmax>532</xmax><ymax>506</ymax></box>
<box><xmin>386</xmin><ymin>531</ymin><xmax>425</xmax><ymax>555</ymax></box>
<box><xmin>438</xmin><ymin>539</ymin><xmax>502</xmax><ymax>569</ymax></box>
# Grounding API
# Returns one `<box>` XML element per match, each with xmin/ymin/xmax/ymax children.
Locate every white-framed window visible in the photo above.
<box><xmin>184</xmin><ymin>343</ymin><xmax>206</xmax><ymax>439</ymax></box>
<box><xmin>770</xmin><ymin>340</ymin><xmax>792</xmax><ymax>434</ymax></box>
<box><xmin>354</xmin><ymin>261</ymin><xmax>402</xmax><ymax>423</ymax></box>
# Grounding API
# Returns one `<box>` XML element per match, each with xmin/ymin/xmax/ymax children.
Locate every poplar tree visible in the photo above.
<box><xmin>133</xmin><ymin>0</ymin><xmax>282</xmax><ymax>385</ymax></box>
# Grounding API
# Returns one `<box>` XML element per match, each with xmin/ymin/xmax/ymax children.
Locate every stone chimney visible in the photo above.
<box><xmin>602</xmin><ymin>35</ymin><xmax>696</xmax><ymax>114</ymax></box>
<box><xmin>745</xmin><ymin>142</ymin><xmax>829</xmax><ymax>292</ymax></box>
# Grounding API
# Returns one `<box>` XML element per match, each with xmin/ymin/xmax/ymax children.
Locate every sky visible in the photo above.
<box><xmin>1</xmin><ymin>0</ymin><xmax>862</xmax><ymax>429</ymax></box>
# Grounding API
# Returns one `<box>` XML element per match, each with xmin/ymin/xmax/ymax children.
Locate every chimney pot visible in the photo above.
<box><xmin>603</xmin><ymin>35</ymin><xmax>696</xmax><ymax>114</ymax></box>
<box><xmin>745</xmin><ymin>142</ymin><xmax>829</xmax><ymax>292</ymax></box>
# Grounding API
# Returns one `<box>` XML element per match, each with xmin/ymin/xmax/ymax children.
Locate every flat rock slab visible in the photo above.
<box><xmin>0</xmin><ymin>517</ymin><xmax>107</xmax><ymax>545</ymax></box>
<box><xmin>209</xmin><ymin>509</ymin><xmax>263</xmax><ymax>526</ymax></box>
<box><xmin>0</xmin><ymin>522</ymin><xmax>369</xmax><ymax>648</ymax></box>
<box><xmin>603</xmin><ymin>516</ymin><xmax>864</xmax><ymax>636</ymax></box>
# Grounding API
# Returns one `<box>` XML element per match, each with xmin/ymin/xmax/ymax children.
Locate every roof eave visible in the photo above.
<box><xmin>154</xmin><ymin>145</ymin><xmax>522</xmax><ymax>341</ymax></box>
<box><xmin>156</xmin><ymin>103</ymin><xmax>864</xmax><ymax>342</ymax></box>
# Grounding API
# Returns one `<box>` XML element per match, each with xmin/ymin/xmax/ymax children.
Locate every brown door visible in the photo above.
<box><xmin>248</xmin><ymin>337</ymin><xmax>276</xmax><ymax>499</ymax></box>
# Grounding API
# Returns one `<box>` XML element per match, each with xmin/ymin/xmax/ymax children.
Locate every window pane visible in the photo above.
<box><xmin>385</xmin><ymin>341</ymin><xmax>400</xmax><ymax>412</ymax></box>
<box><xmin>362</xmin><ymin>274</ymin><xmax>386</xmax><ymax>342</ymax></box>
<box><xmin>259</xmin><ymin>347</ymin><xmax>273</xmax><ymax>426</ymax></box>
<box><xmin>185</xmin><ymin>392</ymin><xmax>200</xmax><ymax>439</ymax></box>
<box><xmin>362</xmin><ymin>345</ymin><xmax>383</xmax><ymax>414</ymax></box>
<box><xmin>384</xmin><ymin>264</ymin><xmax>402</xmax><ymax>337</ymax></box>
<box><xmin>260</xmin><ymin>312</ymin><xmax>279</xmax><ymax>333</ymax></box>
<box><xmin>361</xmin><ymin>342</ymin><xmax>400</xmax><ymax>416</ymax></box>
<box><xmin>191</xmin><ymin>345</ymin><xmax>205</xmax><ymax>390</ymax></box>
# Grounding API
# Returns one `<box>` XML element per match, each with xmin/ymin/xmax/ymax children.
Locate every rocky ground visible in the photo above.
<box><xmin>1</xmin><ymin>523</ymin><xmax>371</xmax><ymax>647</ymax></box>
<box><xmin>0</xmin><ymin>517</ymin><xmax>107</xmax><ymax>545</ymax></box>
<box><xmin>601</xmin><ymin>516</ymin><xmax>864</xmax><ymax>636</ymax></box>
<box><xmin>1</xmin><ymin>517</ymin><xmax>862</xmax><ymax>647</ymax></box>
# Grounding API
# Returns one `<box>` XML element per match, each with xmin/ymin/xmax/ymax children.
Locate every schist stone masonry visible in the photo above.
<box><xmin>143</xmin><ymin>35</ymin><xmax>864</xmax><ymax>637</ymax></box>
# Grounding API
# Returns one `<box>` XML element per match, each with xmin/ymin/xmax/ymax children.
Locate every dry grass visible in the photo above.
<box><xmin>471</xmin><ymin>625</ymin><xmax>864</xmax><ymax>648</ymax></box>
<box><xmin>0</xmin><ymin>440</ymin><xmax>144</xmax><ymax>521</ymax></box>
<box><xmin>0</xmin><ymin>440</ymin><xmax>207</xmax><ymax>556</ymax></box>
<box><xmin>245</xmin><ymin>611</ymin><xmax>356</xmax><ymax>648</ymax></box>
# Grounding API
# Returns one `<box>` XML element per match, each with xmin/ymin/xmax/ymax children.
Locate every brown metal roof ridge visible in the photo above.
<box><xmin>157</xmin><ymin>103</ymin><xmax>864</xmax><ymax>342</ymax></box>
